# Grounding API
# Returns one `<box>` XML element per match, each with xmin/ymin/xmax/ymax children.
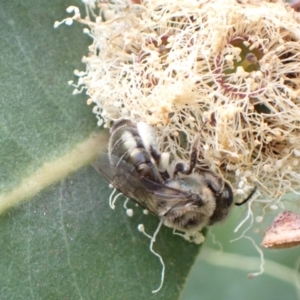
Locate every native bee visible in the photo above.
<box><xmin>93</xmin><ymin>119</ymin><xmax>255</xmax><ymax>233</ymax></box>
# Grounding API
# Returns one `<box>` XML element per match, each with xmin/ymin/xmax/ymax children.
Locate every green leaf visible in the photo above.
<box><xmin>0</xmin><ymin>167</ymin><xmax>201</xmax><ymax>299</ymax></box>
<box><xmin>0</xmin><ymin>0</ymin><xmax>201</xmax><ymax>298</ymax></box>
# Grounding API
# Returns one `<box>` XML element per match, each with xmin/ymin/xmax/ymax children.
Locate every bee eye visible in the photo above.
<box><xmin>220</xmin><ymin>182</ymin><xmax>234</xmax><ymax>207</ymax></box>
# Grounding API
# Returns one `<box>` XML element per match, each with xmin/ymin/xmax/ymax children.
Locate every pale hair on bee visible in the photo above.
<box><xmin>93</xmin><ymin>118</ymin><xmax>256</xmax><ymax>293</ymax></box>
<box><xmin>93</xmin><ymin>118</ymin><xmax>256</xmax><ymax>233</ymax></box>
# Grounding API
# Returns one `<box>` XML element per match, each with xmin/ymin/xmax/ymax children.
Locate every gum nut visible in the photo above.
<box><xmin>261</xmin><ymin>211</ymin><xmax>300</xmax><ymax>249</ymax></box>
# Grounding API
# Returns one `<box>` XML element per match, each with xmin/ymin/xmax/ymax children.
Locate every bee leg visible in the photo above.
<box><xmin>174</xmin><ymin>134</ymin><xmax>200</xmax><ymax>176</ymax></box>
<box><xmin>149</xmin><ymin>145</ymin><xmax>161</xmax><ymax>165</ymax></box>
<box><xmin>188</xmin><ymin>134</ymin><xmax>200</xmax><ymax>173</ymax></box>
<box><xmin>149</xmin><ymin>145</ymin><xmax>170</xmax><ymax>180</ymax></box>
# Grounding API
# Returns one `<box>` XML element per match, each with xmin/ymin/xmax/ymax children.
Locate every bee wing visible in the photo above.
<box><xmin>140</xmin><ymin>177</ymin><xmax>194</xmax><ymax>202</ymax></box>
<box><xmin>141</xmin><ymin>177</ymin><xmax>200</xmax><ymax>216</ymax></box>
<box><xmin>92</xmin><ymin>154</ymin><xmax>194</xmax><ymax>215</ymax></box>
<box><xmin>92</xmin><ymin>154</ymin><xmax>159</xmax><ymax>214</ymax></box>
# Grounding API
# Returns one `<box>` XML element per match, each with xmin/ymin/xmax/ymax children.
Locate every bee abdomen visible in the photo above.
<box><xmin>109</xmin><ymin>119</ymin><xmax>161</xmax><ymax>182</ymax></box>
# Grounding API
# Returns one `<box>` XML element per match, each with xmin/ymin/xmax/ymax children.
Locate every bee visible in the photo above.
<box><xmin>93</xmin><ymin>118</ymin><xmax>255</xmax><ymax>233</ymax></box>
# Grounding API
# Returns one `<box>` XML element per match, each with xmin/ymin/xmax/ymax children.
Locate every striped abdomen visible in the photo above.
<box><xmin>108</xmin><ymin>119</ymin><xmax>162</xmax><ymax>182</ymax></box>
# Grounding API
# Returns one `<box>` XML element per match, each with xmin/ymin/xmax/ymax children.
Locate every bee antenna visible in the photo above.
<box><xmin>235</xmin><ymin>186</ymin><xmax>257</xmax><ymax>206</ymax></box>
